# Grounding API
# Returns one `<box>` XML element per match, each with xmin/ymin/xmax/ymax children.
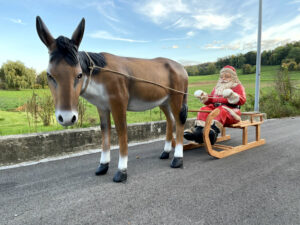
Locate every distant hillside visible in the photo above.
<box><xmin>185</xmin><ymin>41</ymin><xmax>300</xmax><ymax>76</ymax></box>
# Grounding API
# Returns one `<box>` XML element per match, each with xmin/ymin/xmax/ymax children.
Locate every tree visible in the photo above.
<box><xmin>244</xmin><ymin>51</ymin><xmax>257</xmax><ymax>65</ymax></box>
<box><xmin>36</xmin><ymin>71</ymin><xmax>48</xmax><ymax>88</ymax></box>
<box><xmin>261</xmin><ymin>50</ymin><xmax>272</xmax><ymax>65</ymax></box>
<box><xmin>207</xmin><ymin>63</ymin><xmax>216</xmax><ymax>74</ymax></box>
<box><xmin>185</xmin><ymin>65</ymin><xmax>199</xmax><ymax>76</ymax></box>
<box><xmin>0</xmin><ymin>61</ymin><xmax>36</xmax><ymax>89</ymax></box>
<box><xmin>287</xmin><ymin>47</ymin><xmax>300</xmax><ymax>63</ymax></box>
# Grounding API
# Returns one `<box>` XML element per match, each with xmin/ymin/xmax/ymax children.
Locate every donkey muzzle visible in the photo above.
<box><xmin>55</xmin><ymin>110</ymin><xmax>78</xmax><ymax>126</ymax></box>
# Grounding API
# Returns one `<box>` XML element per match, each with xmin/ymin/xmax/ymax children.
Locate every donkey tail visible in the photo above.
<box><xmin>179</xmin><ymin>89</ymin><xmax>188</xmax><ymax>124</ymax></box>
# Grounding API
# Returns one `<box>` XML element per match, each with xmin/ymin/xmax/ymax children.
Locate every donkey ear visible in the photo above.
<box><xmin>36</xmin><ymin>16</ymin><xmax>55</xmax><ymax>48</ymax></box>
<box><xmin>71</xmin><ymin>18</ymin><xmax>85</xmax><ymax>48</ymax></box>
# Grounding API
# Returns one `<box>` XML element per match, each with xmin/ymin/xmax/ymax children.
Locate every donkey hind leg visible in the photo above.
<box><xmin>110</xmin><ymin>103</ymin><xmax>128</xmax><ymax>183</ymax></box>
<box><xmin>95</xmin><ymin>109</ymin><xmax>111</xmax><ymax>176</ymax></box>
<box><xmin>169</xmin><ymin>95</ymin><xmax>186</xmax><ymax>168</ymax></box>
<box><xmin>159</xmin><ymin>105</ymin><xmax>175</xmax><ymax>159</ymax></box>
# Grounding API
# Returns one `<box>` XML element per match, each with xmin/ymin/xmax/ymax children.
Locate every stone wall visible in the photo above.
<box><xmin>0</xmin><ymin>113</ymin><xmax>265</xmax><ymax>166</ymax></box>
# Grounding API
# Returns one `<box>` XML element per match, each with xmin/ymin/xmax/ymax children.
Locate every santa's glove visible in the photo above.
<box><xmin>223</xmin><ymin>89</ymin><xmax>240</xmax><ymax>104</ymax></box>
<box><xmin>194</xmin><ymin>90</ymin><xmax>208</xmax><ymax>103</ymax></box>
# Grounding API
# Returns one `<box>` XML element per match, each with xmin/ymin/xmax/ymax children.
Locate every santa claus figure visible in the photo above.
<box><xmin>184</xmin><ymin>65</ymin><xmax>246</xmax><ymax>145</ymax></box>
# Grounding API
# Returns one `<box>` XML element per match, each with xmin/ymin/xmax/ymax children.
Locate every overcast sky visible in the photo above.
<box><xmin>1</xmin><ymin>0</ymin><xmax>300</xmax><ymax>72</ymax></box>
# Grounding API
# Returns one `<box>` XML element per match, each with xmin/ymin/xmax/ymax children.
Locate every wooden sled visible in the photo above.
<box><xmin>183</xmin><ymin>109</ymin><xmax>266</xmax><ymax>159</ymax></box>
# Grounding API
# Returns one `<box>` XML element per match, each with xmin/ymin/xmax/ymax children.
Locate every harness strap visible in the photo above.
<box><xmin>80</xmin><ymin>51</ymin><xmax>95</xmax><ymax>95</ymax></box>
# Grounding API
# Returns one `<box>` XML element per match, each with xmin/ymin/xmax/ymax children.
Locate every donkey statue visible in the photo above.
<box><xmin>36</xmin><ymin>16</ymin><xmax>188</xmax><ymax>182</ymax></box>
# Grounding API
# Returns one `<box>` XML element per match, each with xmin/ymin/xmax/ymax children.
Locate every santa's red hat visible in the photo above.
<box><xmin>220</xmin><ymin>65</ymin><xmax>237</xmax><ymax>77</ymax></box>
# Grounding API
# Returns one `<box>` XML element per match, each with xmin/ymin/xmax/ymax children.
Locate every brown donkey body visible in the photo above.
<box><xmin>36</xmin><ymin>17</ymin><xmax>188</xmax><ymax>182</ymax></box>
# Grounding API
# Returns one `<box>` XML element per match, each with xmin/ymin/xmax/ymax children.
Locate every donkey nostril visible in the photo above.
<box><xmin>72</xmin><ymin>115</ymin><xmax>77</xmax><ymax>123</ymax></box>
<box><xmin>58</xmin><ymin>115</ymin><xmax>63</xmax><ymax>123</ymax></box>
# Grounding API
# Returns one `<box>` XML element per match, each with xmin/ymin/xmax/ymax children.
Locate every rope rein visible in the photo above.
<box><xmin>81</xmin><ymin>51</ymin><xmax>192</xmax><ymax>96</ymax></box>
<box><xmin>81</xmin><ymin>51</ymin><xmax>223</xmax><ymax>99</ymax></box>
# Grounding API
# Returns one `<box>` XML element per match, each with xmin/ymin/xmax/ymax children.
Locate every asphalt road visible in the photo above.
<box><xmin>1</xmin><ymin>117</ymin><xmax>300</xmax><ymax>225</ymax></box>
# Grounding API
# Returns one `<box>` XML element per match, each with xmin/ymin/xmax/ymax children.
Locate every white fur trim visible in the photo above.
<box><xmin>227</xmin><ymin>92</ymin><xmax>240</xmax><ymax>104</ymax></box>
<box><xmin>212</xmin><ymin>120</ymin><xmax>223</xmax><ymax>131</ymax></box>
<box><xmin>174</xmin><ymin>144</ymin><xmax>183</xmax><ymax>158</ymax></box>
<box><xmin>164</xmin><ymin>141</ymin><xmax>172</xmax><ymax>153</ymax></box>
<box><xmin>220</xmin><ymin>68</ymin><xmax>237</xmax><ymax>77</ymax></box>
<box><xmin>195</xmin><ymin>120</ymin><xmax>206</xmax><ymax>127</ymax></box>
<box><xmin>222</xmin><ymin>106</ymin><xmax>241</xmax><ymax>121</ymax></box>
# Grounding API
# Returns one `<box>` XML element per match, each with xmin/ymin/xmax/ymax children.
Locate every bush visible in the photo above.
<box><xmin>77</xmin><ymin>97</ymin><xmax>87</xmax><ymax>127</ymax></box>
<box><xmin>38</xmin><ymin>94</ymin><xmax>54</xmax><ymax>126</ymax></box>
<box><xmin>258</xmin><ymin>69</ymin><xmax>300</xmax><ymax>118</ymax></box>
<box><xmin>26</xmin><ymin>91</ymin><xmax>54</xmax><ymax>127</ymax></box>
<box><xmin>33</xmin><ymin>84</ymin><xmax>43</xmax><ymax>89</ymax></box>
<box><xmin>243</xmin><ymin>94</ymin><xmax>255</xmax><ymax>112</ymax></box>
<box><xmin>242</xmin><ymin>64</ymin><xmax>256</xmax><ymax>74</ymax></box>
<box><xmin>281</xmin><ymin>59</ymin><xmax>297</xmax><ymax>71</ymax></box>
<box><xmin>0</xmin><ymin>82</ymin><xmax>8</xmax><ymax>90</ymax></box>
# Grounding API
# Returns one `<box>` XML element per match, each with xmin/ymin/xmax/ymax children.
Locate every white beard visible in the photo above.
<box><xmin>214</xmin><ymin>80</ymin><xmax>238</xmax><ymax>96</ymax></box>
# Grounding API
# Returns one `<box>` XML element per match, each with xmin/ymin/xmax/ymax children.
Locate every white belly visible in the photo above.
<box><xmin>81</xmin><ymin>77</ymin><xmax>169</xmax><ymax>111</ymax></box>
<box><xmin>127</xmin><ymin>96</ymin><xmax>169</xmax><ymax>111</ymax></box>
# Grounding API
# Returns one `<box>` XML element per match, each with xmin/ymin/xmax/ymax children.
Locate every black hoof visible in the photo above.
<box><xmin>160</xmin><ymin>151</ymin><xmax>170</xmax><ymax>159</ymax></box>
<box><xmin>113</xmin><ymin>170</ymin><xmax>127</xmax><ymax>183</ymax></box>
<box><xmin>95</xmin><ymin>163</ymin><xmax>109</xmax><ymax>176</ymax></box>
<box><xmin>170</xmin><ymin>157</ymin><xmax>183</xmax><ymax>168</ymax></box>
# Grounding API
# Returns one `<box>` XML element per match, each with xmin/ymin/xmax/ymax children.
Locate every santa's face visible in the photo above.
<box><xmin>220</xmin><ymin>72</ymin><xmax>232</xmax><ymax>83</ymax></box>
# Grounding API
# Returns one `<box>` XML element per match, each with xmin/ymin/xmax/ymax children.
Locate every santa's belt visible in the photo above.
<box><xmin>213</xmin><ymin>103</ymin><xmax>240</xmax><ymax>109</ymax></box>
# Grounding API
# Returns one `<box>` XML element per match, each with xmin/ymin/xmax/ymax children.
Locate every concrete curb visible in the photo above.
<box><xmin>0</xmin><ymin>113</ymin><xmax>266</xmax><ymax>165</ymax></box>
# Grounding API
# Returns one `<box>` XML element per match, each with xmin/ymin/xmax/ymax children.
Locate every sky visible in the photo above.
<box><xmin>1</xmin><ymin>0</ymin><xmax>300</xmax><ymax>73</ymax></box>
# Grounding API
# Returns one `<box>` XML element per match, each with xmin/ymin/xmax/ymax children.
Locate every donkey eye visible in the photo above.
<box><xmin>47</xmin><ymin>73</ymin><xmax>57</xmax><ymax>86</ymax></box>
<box><xmin>47</xmin><ymin>73</ymin><xmax>54</xmax><ymax>81</ymax></box>
<box><xmin>77</xmin><ymin>73</ymin><xmax>83</xmax><ymax>79</ymax></box>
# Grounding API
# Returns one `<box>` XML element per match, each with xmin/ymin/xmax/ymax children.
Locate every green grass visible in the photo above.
<box><xmin>1</xmin><ymin>65</ymin><xmax>300</xmax><ymax>136</ymax></box>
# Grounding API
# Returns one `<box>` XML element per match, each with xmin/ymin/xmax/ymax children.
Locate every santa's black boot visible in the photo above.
<box><xmin>193</xmin><ymin>126</ymin><xmax>204</xmax><ymax>144</ymax></box>
<box><xmin>209</xmin><ymin>124</ymin><xmax>221</xmax><ymax>145</ymax></box>
<box><xmin>184</xmin><ymin>126</ymin><xmax>204</xmax><ymax>143</ymax></box>
<box><xmin>184</xmin><ymin>129</ymin><xmax>196</xmax><ymax>141</ymax></box>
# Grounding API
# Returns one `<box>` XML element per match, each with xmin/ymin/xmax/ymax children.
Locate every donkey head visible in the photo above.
<box><xmin>36</xmin><ymin>16</ymin><xmax>85</xmax><ymax>126</ymax></box>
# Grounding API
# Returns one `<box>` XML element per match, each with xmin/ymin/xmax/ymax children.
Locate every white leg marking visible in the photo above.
<box><xmin>164</xmin><ymin>141</ymin><xmax>172</xmax><ymax>153</ymax></box>
<box><xmin>100</xmin><ymin>150</ymin><xmax>110</xmax><ymax>164</ymax></box>
<box><xmin>174</xmin><ymin>144</ymin><xmax>183</xmax><ymax>158</ymax></box>
<box><xmin>118</xmin><ymin>155</ymin><xmax>128</xmax><ymax>171</ymax></box>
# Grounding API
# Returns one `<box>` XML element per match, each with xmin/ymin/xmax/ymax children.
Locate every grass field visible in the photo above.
<box><xmin>1</xmin><ymin>65</ymin><xmax>300</xmax><ymax>136</ymax></box>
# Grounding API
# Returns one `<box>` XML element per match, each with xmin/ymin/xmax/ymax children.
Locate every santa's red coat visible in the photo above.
<box><xmin>197</xmin><ymin>84</ymin><xmax>246</xmax><ymax>126</ymax></box>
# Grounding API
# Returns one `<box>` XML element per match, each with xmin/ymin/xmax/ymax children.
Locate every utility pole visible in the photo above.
<box><xmin>254</xmin><ymin>0</ymin><xmax>262</xmax><ymax>112</ymax></box>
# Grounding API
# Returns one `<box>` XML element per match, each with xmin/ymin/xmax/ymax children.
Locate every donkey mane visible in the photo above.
<box><xmin>78</xmin><ymin>51</ymin><xmax>106</xmax><ymax>75</ymax></box>
<box><xmin>50</xmin><ymin>35</ymin><xmax>106</xmax><ymax>75</ymax></box>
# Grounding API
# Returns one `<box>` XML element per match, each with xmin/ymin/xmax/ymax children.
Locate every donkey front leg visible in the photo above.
<box><xmin>111</xmin><ymin>104</ymin><xmax>128</xmax><ymax>183</ymax></box>
<box><xmin>95</xmin><ymin>109</ymin><xmax>111</xmax><ymax>176</ymax></box>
